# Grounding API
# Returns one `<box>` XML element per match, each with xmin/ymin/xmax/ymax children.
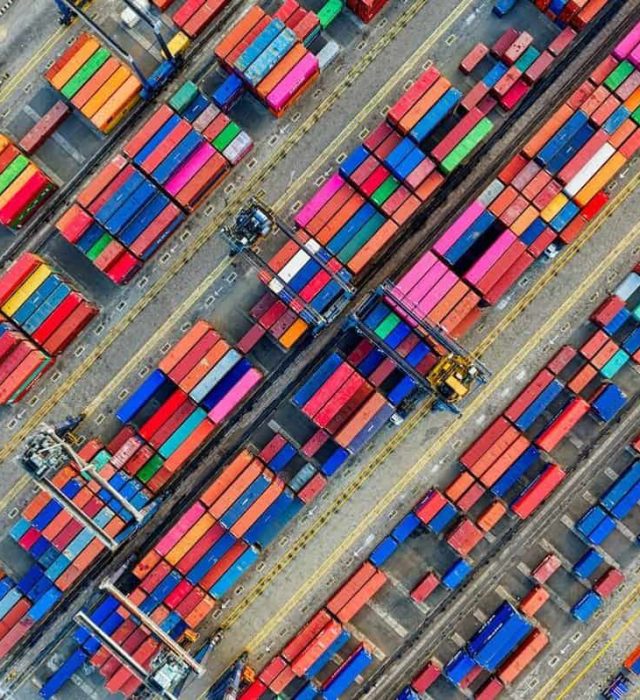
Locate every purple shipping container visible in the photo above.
<box><xmin>433</xmin><ymin>200</ymin><xmax>485</xmax><ymax>256</ymax></box>
<box><xmin>465</xmin><ymin>229</ymin><xmax>516</xmax><ymax>284</ymax></box>
<box><xmin>267</xmin><ymin>54</ymin><xmax>320</xmax><ymax>113</ymax></box>
<box><xmin>295</xmin><ymin>173</ymin><xmax>345</xmax><ymax>228</ymax></box>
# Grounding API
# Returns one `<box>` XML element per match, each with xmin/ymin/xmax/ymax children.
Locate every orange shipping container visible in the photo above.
<box><xmin>523</xmin><ymin>104</ymin><xmax>574</xmax><ymax>159</ymax></box>
<box><xmin>179</xmin><ymin>340</ymin><xmax>230</xmax><ymax>393</ymax></box>
<box><xmin>469</xmin><ymin>425</ymin><xmax>520</xmax><ymax>477</ymax></box>
<box><xmin>163</xmin><ymin>418</ymin><xmax>216</xmax><ymax>473</ymax></box>
<box><xmin>257</xmin><ymin>44</ymin><xmax>306</xmax><ymax>99</ymax></box>
<box><xmin>398</xmin><ymin>77</ymin><xmax>451</xmax><ymax>133</ymax></box>
<box><xmin>81</xmin><ymin>66</ymin><xmax>130</xmax><ymax>118</ymax></box>
<box><xmin>209</xmin><ymin>461</ymin><xmax>263</xmax><ymax>518</ymax></box>
<box><xmin>518</xmin><ymin>585</ymin><xmax>550</xmax><ymax>617</ymax></box>
<box><xmin>159</xmin><ymin>320</ymin><xmax>212</xmax><ymax>374</ymax></box>
<box><xmin>279</xmin><ymin>318</ymin><xmax>308</xmax><ymax>349</ymax></box>
<box><xmin>327</xmin><ymin>562</ymin><xmax>377</xmax><ymax>615</ymax></box>
<box><xmin>230</xmin><ymin>478</ymin><xmax>285</xmax><ymax>537</ymax></box>
<box><xmin>50</xmin><ymin>38</ymin><xmax>101</xmax><ymax>89</ymax></box>
<box><xmin>498</xmin><ymin>629</ymin><xmax>549</xmax><ymax>684</ymax></box>
<box><xmin>334</xmin><ymin>393</ymin><xmax>387</xmax><ymax>447</ymax></box>
<box><xmin>346</xmin><ymin>219</ymin><xmax>399</xmax><ymax>275</ymax></box>
<box><xmin>214</xmin><ymin>6</ymin><xmax>266</xmax><ymax>61</ymax></box>
<box><xmin>316</xmin><ymin>193</ymin><xmax>366</xmax><ymax>245</ymax></box>
<box><xmin>574</xmin><ymin>152</ymin><xmax>627</xmax><ymax>208</ymax></box>
<box><xmin>201</xmin><ymin>450</ymin><xmax>255</xmax><ymax>507</ymax></box>
<box><xmin>337</xmin><ymin>570</ymin><xmax>387</xmax><ymax>622</ymax></box>
<box><xmin>92</xmin><ymin>76</ymin><xmax>141</xmax><ymax>133</ymax></box>
<box><xmin>445</xmin><ymin>472</ymin><xmax>475</xmax><ymax>502</ymax></box>
<box><xmin>479</xmin><ymin>435</ymin><xmax>531</xmax><ymax>487</ymax></box>
<box><xmin>71</xmin><ymin>57</ymin><xmax>120</xmax><ymax>109</ymax></box>
<box><xmin>476</xmin><ymin>500</ymin><xmax>507</xmax><ymax>532</ymax></box>
<box><xmin>165</xmin><ymin>512</ymin><xmax>216</xmax><ymax>565</ymax></box>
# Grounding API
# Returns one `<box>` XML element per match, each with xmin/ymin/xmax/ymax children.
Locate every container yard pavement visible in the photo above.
<box><xmin>0</xmin><ymin>0</ymin><xmax>487</xmax><ymax>490</ymax></box>
<box><xmin>186</xmin><ymin>183</ymin><xmax>640</xmax><ymax>693</ymax></box>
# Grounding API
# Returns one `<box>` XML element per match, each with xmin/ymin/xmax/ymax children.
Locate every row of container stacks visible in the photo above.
<box><xmin>0</xmin><ymin>569</ymin><xmax>38</xmax><ymax>660</ymax></box>
<box><xmin>243</xmin><ymin>561</ymin><xmax>386</xmax><ymax>697</ymax></box>
<box><xmin>116</xmin><ymin>319</ymin><xmax>263</xmax><ymax>490</ymax></box>
<box><xmin>45</xmin><ymin>33</ymin><xmax>142</xmax><ymax>134</ymax></box>
<box><xmin>0</xmin><ymin>134</ymin><xmax>56</xmax><ymax>230</ymax></box>
<box><xmin>292</xmin><ymin>352</ymin><xmax>399</xmax><ymax>454</ymax></box>
<box><xmin>55</xmin><ymin>88</ymin><xmax>252</xmax><ymax>283</ymax></box>
<box><xmin>171</xmin><ymin>0</ymin><xmax>229</xmax><ymax>38</ymax></box>
<box><xmin>497</xmin><ymin>0</ymin><xmax>614</xmax><ymax>31</ymax></box>
<box><xmin>250</xmin><ymin>58</ymin><xmax>500</xmax><ymax>349</ymax></box>
<box><xmin>460</xmin><ymin>27</ymin><xmax>578</xmax><ymax>113</ymax></box>
<box><xmin>0</xmin><ymin>253</ymin><xmax>97</xmax><ymax>402</ymax></box>
<box><xmin>1</xmin><ymin>439</ymin><xmax>154</xmax><ymax>664</ymax></box>
<box><xmin>214</xmin><ymin>4</ymin><xmax>321</xmax><ymax>117</ymax></box>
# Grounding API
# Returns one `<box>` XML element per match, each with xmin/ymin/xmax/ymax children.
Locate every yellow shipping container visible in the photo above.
<box><xmin>280</xmin><ymin>318</ymin><xmax>308</xmax><ymax>349</ymax></box>
<box><xmin>540</xmin><ymin>193</ymin><xmax>568</xmax><ymax>222</ymax></box>
<box><xmin>165</xmin><ymin>513</ymin><xmax>216</xmax><ymax>566</ymax></box>
<box><xmin>575</xmin><ymin>152</ymin><xmax>627</xmax><ymax>208</ymax></box>
<box><xmin>167</xmin><ymin>31</ymin><xmax>191</xmax><ymax>57</ymax></box>
<box><xmin>50</xmin><ymin>39</ymin><xmax>101</xmax><ymax>90</ymax></box>
<box><xmin>2</xmin><ymin>265</ymin><xmax>51</xmax><ymax>316</ymax></box>
<box><xmin>0</xmin><ymin>164</ymin><xmax>38</xmax><ymax>210</ymax></box>
<box><xmin>81</xmin><ymin>66</ymin><xmax>130</xmax><ymax>118</ymax></box>
<box><xmin>92</xmin><ymin>75</ymin><xmax>141</xmax><ymax>133</ymax></box>
<box><xmin>0</xmin><ymin>134</ymin><xmax>10</xmax><ymax>156</ymax></box>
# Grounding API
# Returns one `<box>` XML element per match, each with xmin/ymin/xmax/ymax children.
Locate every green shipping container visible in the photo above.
<box><xmin>371</xmin><ymin>176</ymin><xmax>400</xmax><ymax>207</ymax></box>
<box><xmin>440</xmin><ymin>117</ymin><xmax>494</xmax><ymax>175</ymax></box>
<box><xmin>601</xmin><ymin>349</ymin><xmax>630</xmax><ymax>379</ymax></box>
<box><xmin>604</xmin><ymin>61</ymin><xmax>634</xmax><ymax>91</ymax></box>
<box><xmin>159</xmin><ymin>409</ymin><xmax>207</xmax><ymax>458</ymax></box>
<box><xmin>375</xmin><ymin>312</ymin><xmax>401</xmax><ymax>340</ymax></box>
<box><xmin>514</xmin><ymin>46</ymin><xmax>541</xmax><ymax>73</ymax></box>
<box><xmin>86</xmin><ymin>232</ymin><xmax>112</xmax><ymax>261</ymax></box>
<box><xmin>212</xmin><ymin>122</ymin><xmax>241</xmax><ymax>152</ymax></box>
<box><xmin>12</xmin><ymin>184</ymin><xmax>55</xmax><ymax>229</ymax></box>
<box><xmin>632</xmin><ymin>105</ymin><xmax>640</xmax><ymax>126</ymax></box>
<box><xmin>337</xmin><ymin>213</ymin><xmax>385</xmax><ymax>264</ymax></box>
<box><xmin>137</xmin><ymin>454</ymin><xmax>165</xmax><ymax>483</ymax></box>
<box><xmin>93</xmin><ymin>449</ymin><xmax>112</xmax><ymax>469</ymax></box>
<box><xmin>61</xmin><ymin>48</ymin><xmax>111</xmax><ymax>98</ymax></box>
<box><xmin>169</xmin><ymin>81</ymin><xmax>199</xmax><ymax>114</ymax></box>
<box><xmin>0</xmin><ymin>155</ymin><xmax>29</xmax><ymax>194</ymax></box>
<box><xmin>317</xmin><ymin>0</ymin><xmax>343</xmax><ymax>29</ymax></box>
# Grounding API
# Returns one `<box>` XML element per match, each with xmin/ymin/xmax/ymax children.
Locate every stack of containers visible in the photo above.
<box><xmin>347</xmin><ymin>0</ymin><xmax>391</xmax><ymax>22</ymax></box>
<box><xmin>10</xmin><ymin>439</ymin><xmax>152</xmax><ymax>592</ymax></box>
<box><xmin>291</xmin><ymin>352</ymin><xmax>395</xmax><ymax>454</ymax></box>
<box><xmin>214</xmin><ymin>5</ymin><xmax>321</xmax><ymax>117</ymax></box>
<box><xmin>56</xmin><ymin>99</ymin><xmax>252</xmax><ymax>283</ymax></box>
<box><xmin>526</xmin><ymin>0</ymin><xmax>613</xmax><ymax>31</ymax></box>
<box><xmin>0</xmin><ymin>134</ymin><xmax>56</xmax><ymax>229</ymax></box>
<box><xmin>55</xmin><ymin>155</ymin><xmax>183</xmax><ymax>284</ymax></box>
<box><xmin>461</xmin><ymin>28</ymin><xmax>576</xmax><ymax>113</ymax></box>
<box><xmin>45</xmin><ymin>33</ymin><xmax>142</xmax><ymax>133</ymax></box>
<box><xmin>0</xmin><ymin>570</ymin><xmax>37</xmax><ymax>659</ymax></box>
<box><xmin>0</xmin><ymin>253</ymin><xmax>97</xmax><ymax>399</ymax></box>
<box><xmin>171</xmin><ymin>0</ymin><xmax>229</xmax><ymax>38</ymax></box>
<box><xmin>477</xmin><ymin>23</ymin><xmax>640</xmax><ymax>254</ymax></box>
<box><xmin>116</xmin><ymin>320</ymin><xmax>263</xmax><ymax>491</ymax></box>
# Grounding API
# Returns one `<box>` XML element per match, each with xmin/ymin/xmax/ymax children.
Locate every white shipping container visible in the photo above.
<box><xmin>614</xmin><ymin>272</ymin><xmax>640</xmax><ymax>301</ymax></box>
<box><xmin>279</xmin><ymin>249</ymin><xmax>311</xmax><ymax>283</ymax></box>
<box><xmin>564</xmin><ymin>143</ymin><xmax>616</xmax><ymax>197</ymax></box>
<box><xmin>478</xmin><ymin>179</ymin><xmax>505</xmax><ymax>207</ymax></box>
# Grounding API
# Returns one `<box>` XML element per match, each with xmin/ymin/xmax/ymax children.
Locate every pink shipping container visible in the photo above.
<box><xmin>294</xmin><ymin>174</ymin><xmax>344</xmax><ymax>227</ymax></box>
<box><xmin>612</xmin><ymin>21</ymin><xmax>640</xmax><ymax>59</ymax></box>
<box><xmin>165</xmin><ymin>143</ymin><xmax>216</xmax><ymax>195</ymax></box>
<box><xmin>208</xmin><ymin>368</ymin><xmax>262</xmax><ymax>423</ymax></box>
<box><xmin>154</xmin><ymin>502</ymin><xmax>206</xmax><ymax>555</ymax></box>
<box><xmin>267</xmin><ymin>54</ymin><xmax>320</xmax><ymax>113</ymax></box>
<box><xmin>464</xmin><ymin>230</ymin><xmax>516</xmax><ymax>285</ymax></box>
<box><xmin>433</xmin><ymin>201</ymin><xmax>485</xmax><ymax>256</ymax></box>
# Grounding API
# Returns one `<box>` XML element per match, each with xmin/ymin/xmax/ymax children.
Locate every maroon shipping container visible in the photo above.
<box><xmin>475</xmin><ymin>677</ymin><xmax>505</xmax><ymax>700</ymax></box>
<box><xmin>548</xmin><ymin>27</ymin><xmax>577</xmax><ymax>56</ymax></box>
<box><xmin>19</xmin><ymin>101</ymin><xmax>70</xmax><ymax>153</ymax></box>
<box><xmin>591</xmin><ymin>296</ymin><xmax>625</xmax><ymax>326</ymax></box>
<box><xmin>491</xmin><ymin>28</ymin><xmax>520</xmax><ymax>58</ymax></box>
<box><xmin>525</xmin><ymin>51</ymin><xmax>555</xmax><ymax>84</ymax></box>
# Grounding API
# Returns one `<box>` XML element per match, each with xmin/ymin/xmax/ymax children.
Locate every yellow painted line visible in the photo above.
<box><xmin>533</xmin><ymin>584</ymin><xmax>640</xmax><ymax>700</ymax></box>
<box><xmin>0</xmin><ymin>0</ymin><xmax>461</xmax><ymax>461</ymax></box>
<box><xmin>218</xmin><ymin>191</ymin><xmax>640</xmax><ymax>651</ymax></box>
